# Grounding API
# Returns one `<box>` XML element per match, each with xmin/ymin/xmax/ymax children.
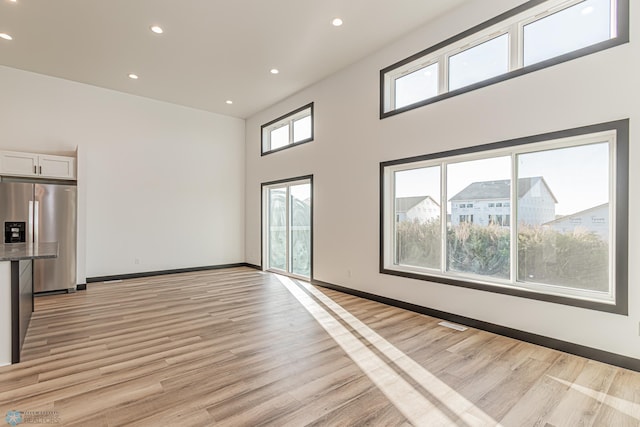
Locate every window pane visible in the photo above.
<box><xmin>290</xmin><ymin>183</ymin><xmax>311</xmax><ymax>277</ymax></box>
<box><xmin>449</xmin><ymin>33</ymin><xmax>509</xmax><ymax>91</ymax></box>
<box><xmin>447</xmin><ymin>157</ymin><xmax>511</xmax><ymax>278</ymax></box>
<box><xmin>269</xmin><ymin>188</ymin><xmax>287</xmax><ymax>270</ymax></box>
<box><xmin>523</xmin><ymin>0</ymin><xmax>611</xmax><ymax>67</ymax></box>
<box><xmin>517</xmin><ymin>143</ymin><xmax>610</xmax><ymax>292</ymax></box>
<box><xmin>394</xmin><ymin>166</ymin><xmax>441</xmax><ymax>269</ymax></box>
<box><xmin>395</xmin><ymin>62</ymin><xmax>439</xmax><ymax>109</ymax></box>
<box><xmin>293</xmin><ymin>115</ymin><xmax>311</xmax><ymax>143</ymax></box>
<box><xmin>270</xmin><ymin>124</ymin><xmax>289</xmax><ymax>150</ymax></box>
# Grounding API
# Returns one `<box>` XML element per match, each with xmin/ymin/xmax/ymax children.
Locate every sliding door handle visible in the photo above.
<box><xmin>33</xmin><ymin>201</ymin><xmax>39</xmax><ymax>243</ymax></box>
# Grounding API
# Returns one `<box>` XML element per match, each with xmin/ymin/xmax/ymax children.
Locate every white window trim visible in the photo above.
<box><xmin>382</xmin><ymin>0</ymin><xmax>621</xmax><ymax>115</ymax></box>
<box><xmin>383</xmin><ymin>130</ymin><xmax>618</xmax><ymax>306</ymax></box>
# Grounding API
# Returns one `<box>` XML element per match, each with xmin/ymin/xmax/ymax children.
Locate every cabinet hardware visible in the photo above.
<box><xmin>39</xmin><ymin>166</ymin><xmax>42</xmax><ymax>175</ymax></box>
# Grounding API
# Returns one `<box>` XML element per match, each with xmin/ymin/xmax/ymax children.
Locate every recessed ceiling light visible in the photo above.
<box><xmin>9</xmin><ymin>0</ymin><xmax>17</xmax><ymax>3</ymax></box>
<box><xmin>150</xmin><ymin>25</ymin><xmax>164</xmax><ymax>34</ymax></box>
<box><xmin>226</xmin><ymin>100</ymin><xmax>233</xmax><ymax>105</ymax></box>
<box><xmin>0</xmin><ymin>33</ymin><xmax>12</xmax><ymax>41</ymax></box>
<box><xmin>332</xmin><ymin>18</ymin><xmax>343</xmax><ymax>27</ymax></box>
<box><xmin>128</xmin><ymin>73</ymin><xmax>139</xmax><ymax>79</ymax></box>
<box><xmin>270</xmin><ymin>68</ymin><xmax>279</xmax><ymax>74</ymax></box>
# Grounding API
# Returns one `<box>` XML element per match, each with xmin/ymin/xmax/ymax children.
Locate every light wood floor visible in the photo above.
<box><xmin>0</xmin><ymin>267</ymin><xmax>639</xmax><ymax>426</ymax></box>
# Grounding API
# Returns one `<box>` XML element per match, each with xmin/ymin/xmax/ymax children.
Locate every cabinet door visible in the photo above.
<box><xmin>0</xmin><ymin>151</ymin><xmax>38</xmax><ymax>177</ymax></box>
<box><xmin>38</xmin><ymin>155</ymin><xmax>76</xmax><ymax>179</ymax></box>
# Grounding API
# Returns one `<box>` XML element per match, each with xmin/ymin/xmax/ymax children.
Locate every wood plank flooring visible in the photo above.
<box><xmin>0</xmin><ymin>267</ymin><xmax>638</xmax><ymax>426</ymax></box>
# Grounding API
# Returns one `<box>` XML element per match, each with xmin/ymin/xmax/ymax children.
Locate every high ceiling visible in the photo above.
<box><xmin>0</xmin><ymin>0</ymin><xmax>469</xmax><ymax>118</ymax></box>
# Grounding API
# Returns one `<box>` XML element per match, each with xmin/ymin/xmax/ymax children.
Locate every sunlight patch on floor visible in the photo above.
<box><xmin>275</xmin><ymin>274</ymin><xmax>500</xmax><ymax>426</ymax></box>
<box><xmin>549</xmin><ymin>376</ymin><xmax>640</xmax><ymax>421</ymax></box>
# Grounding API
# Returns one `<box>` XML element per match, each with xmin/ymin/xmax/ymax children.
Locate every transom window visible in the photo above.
<box><xmin>261</xmin><ymin>103</ymin><xmax>314</xmax><ymax>155</ymax></box>
<box><xmin>381</xmin><ymin>120</ymin><xmax>628</xmax><ymax>314</ymax></box>
<box><xmin>381</xmin><ymin>0</ymin><xmax>627</xmax><ymax>118</ymax></box>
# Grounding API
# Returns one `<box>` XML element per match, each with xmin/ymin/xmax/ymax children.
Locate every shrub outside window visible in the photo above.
<box><xmin>381</xmin><ymin>120</ymin><xmax>628</xmax><ymax>314</ymax></box>
<box><xmin>380</xmin><ymin>0</ymin><xmax>627</xmax><ymax>118</ymax></box>
<box><xmin>262</xmin><ymin>103</ymin><xmax>314</xmax><ymax>155</ymax></box>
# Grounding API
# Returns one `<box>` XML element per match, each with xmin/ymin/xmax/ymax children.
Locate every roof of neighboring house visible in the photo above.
<box><xmin>449</xmin><ymin>177</ymin><xmax>558</xmax><ymax>203</ymax></box>
<box><xmin>543</xmin><ymin>203</ymin><xmax>608</xmax><ymax>225</ymax></box>
<box><xmin>395</xmin><ymin>195</ymin><xmax>439</xmax><ymax>212</ymax></box>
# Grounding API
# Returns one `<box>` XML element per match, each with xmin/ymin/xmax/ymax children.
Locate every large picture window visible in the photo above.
<box><xmin>380</xmin><ymin>0</ymin><xmax>628</xmax><ymax>118</ymax></box>
<box><xmin>381</xmin><ymin>120</ymin><xmax>628</xmax><ymax>314</ymax></box>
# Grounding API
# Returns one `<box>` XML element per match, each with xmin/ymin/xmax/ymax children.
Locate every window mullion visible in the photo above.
<box><xmin>438</xmin><ymin>56</ymin><xmax>447</xmax><ymax>95</ymax></box>
<box><xmin>389</xmin><ymin>75</ymin><xmax>397</xmax><ymax>111</ymax></box>
<box><xmin>610</xmin><ymin>0</ymin><xmax>618</xmax><ymax>38</ymax></box>
<box><xmin>391</xmin><ymin>170</ymin><xmax>397</xmax><ymax>265</ymax></box>
<box><xmin>440</xmin><ymin>161</ymin><xmax>448</xmax><ymax>273</ymax></box>
<box><xmin>286</xmin><ymin>185</ymin><xmax>291</xmax><ymax>273</ymax></box>
<box><xmin>510</xmin><ymin>153</ymin><xmax>518</xmax><ymax>285</ymax></box>
<box><xmin>608</xmin><ymin>138</ymin><xmax>616</xmax><ymax>299</ymax></box>
<box><xmin>509</xmin><ymin>22</ymin><xmax>521</xmax><ymax>70</ymax></box>
<box><xmin>440</xmin><ymin>55</ymin><xmax>449</xmax><ymax>94</ymax></box>
<box><xmin>288</xmin><ymin>120</ymin><xmax>294</xmax><ymax>145</ymax></box>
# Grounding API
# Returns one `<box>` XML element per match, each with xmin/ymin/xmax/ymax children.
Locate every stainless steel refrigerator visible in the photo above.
<box><xmin>0</xmin><ymin>180</ymin><xmax>77</xmax><ymax>293</ymax></box>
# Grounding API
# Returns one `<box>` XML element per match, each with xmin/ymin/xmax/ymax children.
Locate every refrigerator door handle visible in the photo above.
<box><xmin>33</xmin><ymin>200</ymin><xmax>39</xmax><ymax>243</ymax></box>
<box><xmin>28</xmin><ymin>201</ymin><xmax>34</xmax><ymax>243</ymax></box>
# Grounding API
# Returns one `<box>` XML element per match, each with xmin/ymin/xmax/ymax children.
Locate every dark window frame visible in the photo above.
<box><xmin>379</xmin><ymin>0</ymin><xmax>629</xmax><ymax>119</ymax></box>
<box><xmin>379</xmin><ymin>119</ymin><xmax>629</xmax><ymax>315</ymax></box>
<box><xmin>261</xmin><ymin>103</ymin><xmax>314</xmax><ymax>156</ymax></box>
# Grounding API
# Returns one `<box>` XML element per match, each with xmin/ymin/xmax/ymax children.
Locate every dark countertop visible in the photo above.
<box><xmin>0</xmin><ymin>242</ymin><xmax>59</xmax><ymax>261</ymax></box>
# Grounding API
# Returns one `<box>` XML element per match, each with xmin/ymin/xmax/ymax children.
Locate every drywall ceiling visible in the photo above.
<box><xmin>0</xmin><ymin>0</ymin><xmax>469</xmax><ymax>118</ymax></box>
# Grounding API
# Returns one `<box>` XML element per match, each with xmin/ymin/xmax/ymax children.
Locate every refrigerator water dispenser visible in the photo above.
<box><xmin>4</xmin><ymin>221</ymin><xmax>26</xmax><ymax>243</ymax></box>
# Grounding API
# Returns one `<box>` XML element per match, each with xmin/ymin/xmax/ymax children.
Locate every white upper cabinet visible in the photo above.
<box><xmin>0</xmin><ymin>151</ymin><xmax>38</xmax><ymax>177</ymax></box>
<box><xmin>0</xmin><ymin>151</ymin><xmax>76</xmax><ymax>180</ymax></box>
<box><xmin>37</xmin><ymin>154</ymin><xmax>76</xmax><ymax>179</ymax></box>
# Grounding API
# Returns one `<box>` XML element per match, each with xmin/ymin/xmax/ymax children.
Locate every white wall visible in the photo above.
<box><xmin>245</xmin><ymin>0</ymin><xmax>640</xmax><ymax>359</ymax></box>
<box><xmin>0</xmin><ymin>66</ymin><xmax>246</xmax><ymax>282</ymax></box>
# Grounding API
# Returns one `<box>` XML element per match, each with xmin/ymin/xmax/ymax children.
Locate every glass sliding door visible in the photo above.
<box><xmin>290</xmin><ymin>183</ymin><xmax>311</xmax><ymax>276</ymax></box>
<box><xmin>268</xmin><ymin>187</ymin><xmax>287</xmax><ymax>271</ymax></box>
<box><xmin>263</xmin><ymin>176</ymin><xmax>312</xmax><ymax>278</ymax></box>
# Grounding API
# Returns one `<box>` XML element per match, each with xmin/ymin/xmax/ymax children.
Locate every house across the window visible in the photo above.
<box><xmin>449</xmin><ymin>177</ymin><xmax>556</xmax><ymax>227</ymax></box>
<box><xmin>395</xmin><ymin>196</ymin><xmax>440</xmax><ymax>223</ymax></box>
<box><xmin>544</xmin><ymin>203</ymin><xmax>609</xmax><ymax>241</ymax></box>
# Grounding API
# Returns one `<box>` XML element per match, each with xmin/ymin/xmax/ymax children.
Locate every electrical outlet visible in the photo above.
<box><xmin>347</xmin><ymin>269</ymin><xmax>352</xmax><ymax>278</ymax></box>
<box><xmin>134</xmin><ymin>258</ymin><xmax>140</xmax><ymax>265</ymax></box>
